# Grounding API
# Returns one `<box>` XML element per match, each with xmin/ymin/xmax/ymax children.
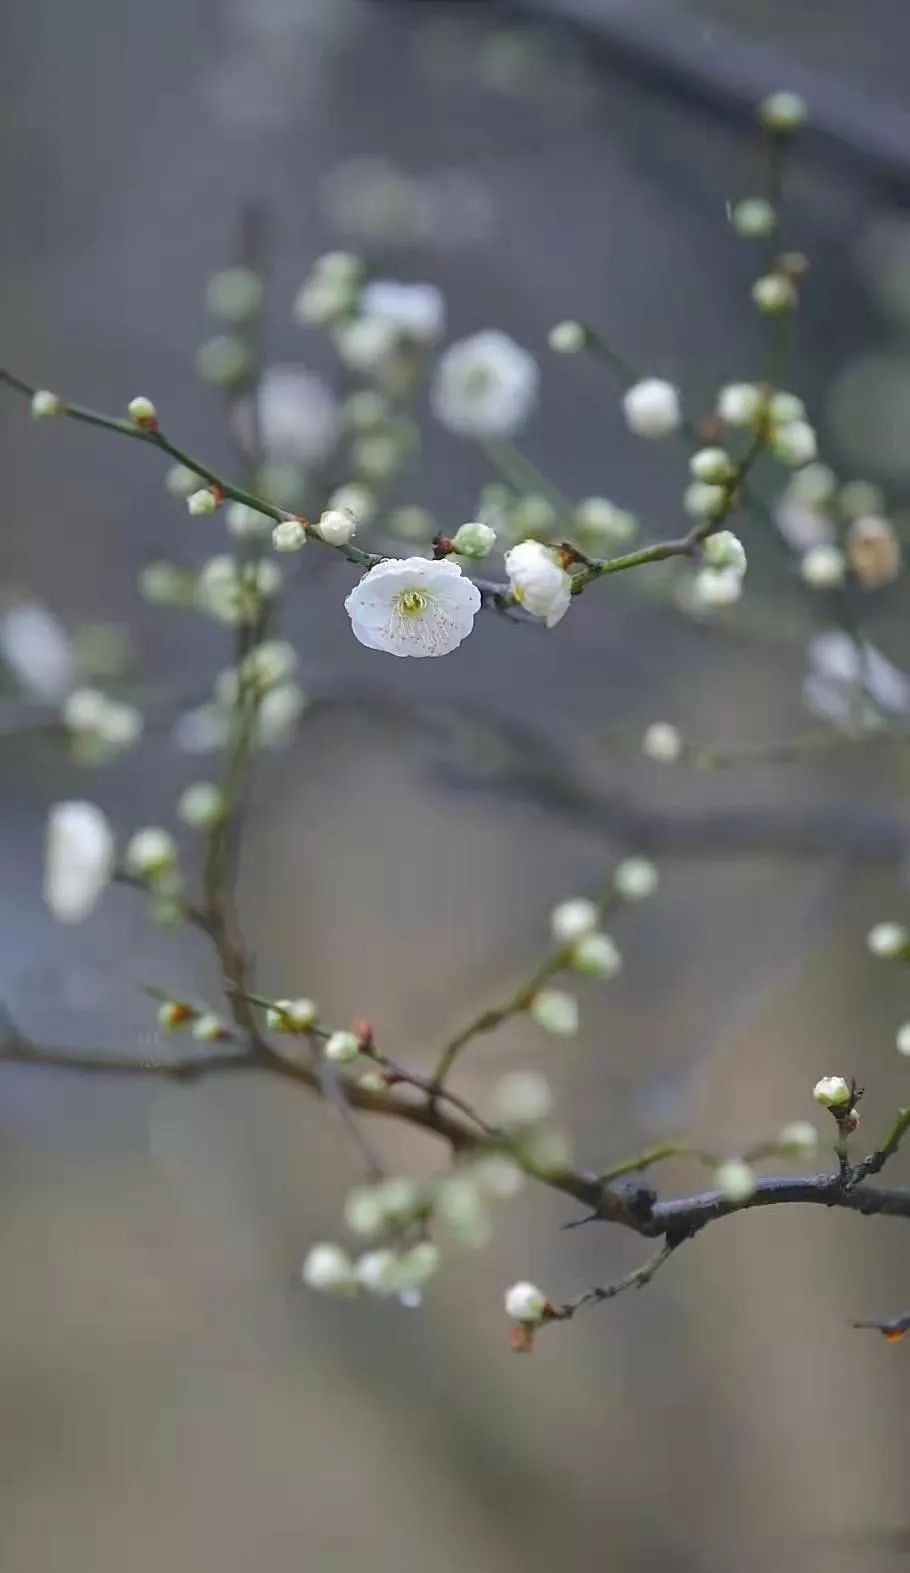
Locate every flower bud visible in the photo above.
<box><xmin>768</xmin><ymin>391</ymin><xmax>806</xmax><ymax>425</ymax></box>
<box><xmin>124</xmin><ymin>827</ymin><xmax>178</xmax><ymax>879</ymax></box>
<box><xmin>839</xmin><ymin>480</ymin><xmax>885</xmax><ymax>520</ymax></box>
<box><xmin>187</xmin><ymin>489</ymin><xmax>219</xmax><ymax>517</ymax></box>
<box><xmin>301</xmin><ymin>1242</ymin><xmax>357</xmax><ymax>1295</ymax></box>
<box><xmin>752</xmin><ymin>275</ymin><xmax>797</xmax><ymax>313</ymax></box>
<box><xmin>548</xmin><ymin>320</ymin><xmax>586</xmax><ymax>354</ymax></box>
<box><xmin>324</xmin><ymin>1030</ymin><xmax>360</xmax><ymax>1065</ymax></box>
<box><xmin>575</xmin><ymin>498</ymin><xmax>638</xmax><ymax>549</ymax></box>
<box><xmin>31</xmin><ymin>389</ymin><xmax>62</xmax><ymax>419</ymax></box>
<box><xmin>613</xmin><ymin>857</ymin><xmax>659</xmax><ymax>901</ymax></box>
<box><xmin>759</xmin><ymin>90</ymin><xmax>809</xmax><ymax>134</ymax></box>
<box><xmin>771</xmin><ymin>420</ymin><xmax>817</xmax><ymax>468</ymax></box>
<box><xmin>474</xmin><ymin>1156</ymin><xmax>525</xmax><ymax>1199</ymax></box>
<box><xmin>529</xmin><ymin>988</ymin><xmax>579</xmax><ymax>1036</ymax></box>
<box><xmin>157</xmin><ymin>999</ymin><xmax>195</xmax><ymax>1032</ymax></box>
<box><xmin>329</xmin><ymin>483</ymin><xmax>375</xmax><ymax>524</ymax></box>
<box><xmin>813</xmin><ymin>1075</ymin><xmax>852</xmax><ymax>1109</ymax></box>
<box><xmin>344</xmin><ymin>1186</ymin><xmax>385</xmax><ymax>1236</ymax></box>
<box><xmin>437</xmin><ymin>1175</ymin><xmax>491</xmax><ymax>1248</ymax></box>
<box><xmin>192</xmin><ymin>1013</ymin><xmax>230</xmax><ymax>1042</ymax></box>
<box><xmin>356</xmin><ymin>1249</ymin><xmax>402</xmax><ymax>1296</ymax></box>
<box><xmin>139</xmin><ymin>561</ymin><xmax>190</xmax><ymax>604</ymax></box>
<box><xmin>43</xmin><ymin>800</ymin><xmax>115</xmax><ymax>923</ymax></box>
<box><xmin>491</xmin><ymin>1070</ymin><xmax>553</xmax><ymax>1127</ymax></box>
<box><xmin>684</xmin><ymin>482</ymin><xmax>727</xmax><ymax>520</ymax></box>
<box><xmin>317</xmin><ymin>509</ymin><xmax>357</xmax><ymax>548</ymax></box>
<box><xmin>196</xmin><ymin>335</ymin><xmax>250</xmax><ymax>386</ymax></box>
<box><xmin>702</xmin><ymin>529</ymin><xmax>747</xmax><ymax>575</ymax></box>
<box><xmin>267</xmin><ymin>998</ymin><xmax>318</xmax><ymax>1033</ymax></box>
<box><xmin>714</xmin><ymin>1158</ymin><xmax>758</xmax><ymax>1203</ymax></box>
<box><xmin>453</xmin><ymin>521</ymin><xmax>496</xmax><ymax>559</ymax></box>
<box><xmin>165</xmin><ymin>464</ymin><xmax>200</xmax><ymax>498</ymax></box>
<box><xmin>550</xmin><ymin>897</ymin><xmax>599</xmax><ymax>944</ymax></box>
<box><xmin>622</xmin><ymin>378</ymin><xmax>681</xmax><ymax>439</ymax></box>
<box><xmin>571</xmin><ymin>933</ymin><xmax>622</xmax><ymax>980</ymax></box>
<box><xmin>730</xmin><ymin>198</ymin><xmax>777</xmax><ymax>238</ymax></box>
<box><xmin>642</xmin><ymin>720</ymin><xmax>682</xmax><ymax>762</ymax></box>
<box><xmin>272</xmin><ymin>519</ymin><xmax>306</xmax><ymax>552</ymax></box>
<box><xmin>127</xmin><ymin>396</ymin><xmax>158</xmax><ymax>428</ymax></box>
<box><xmin>800</xmin><ymin>544</ymin><xmax>845</xmax><ymax>590</ymax></box>
<box><xmin>504</xmin><ymin>1281</ymin><xmax>548</xmax><ymax>1323</ymax></box>
<box><xmin>717</xmin><ymin>382</ymin><xmax>764</xmax><ymax>427</ymax></box>
<box><xmin>205</xmin><ymin>265</ymin><xmax>264</xmax><ymax>323</ymax></box>
<box><xmin>177</xmin><ymin>782</ymin><xmax>225</xmax><ymax>831</ymax></box>
<box><xmin>866</xmin><ymin>922</ymin><xmax>909</xmax><ymax>959</ymax></box>
<box><xmin>775</xmin><ymin>1120</ymin><xmax>818</xmax><ymax>1159</ymax></box>
<box><xmin>897</xmin><ymin>1023</ymin><xmax>910</xmax><ymax>1058</ymax></box>
<box><xmin>690</xmin><ymin>447</ymin><xmax>735</xmax><ymax>484</ymax></box>
<box><xmin>396</xmin><ymin>1241</ymin><xmax>440</xmax><ymax>1291</ymax></box>
<box><xmin>225</xmin><ymin>503</ymin><xmax>273</xmax><ymax>540</ymax></box>
<box><xmin>691</xmin><ymin>568</ymin><xmax>744</xmax><ymax>610</ymax></box>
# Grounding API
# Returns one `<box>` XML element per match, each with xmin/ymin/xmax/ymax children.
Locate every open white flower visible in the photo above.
<box><xmin>431</xmin><ymin>330</ymin><xmax>539</xmax><ymax>439</ymax></box>
<box><xmin>345</xmin><ymin>556</ymin><xmax>481</xmax><ymax>658</ymax></box>
<box><xmin>256</xmin><ymin>365</ymin><xmax>339</xmax><ymax>464</ymax></box>
<box><xmin>504</xmin><ymin>540</ymin><xmax>571</xmax><ymax>627</ymax></box>
<box><xmin>360</xmin><ymin>280</ymin><xmax>445</xmax><ymax>343</ymax></box>
<box><xmin>44</xmin><ymin>801</ymin><xmax>115</xmax><ymax>923</ymax></box>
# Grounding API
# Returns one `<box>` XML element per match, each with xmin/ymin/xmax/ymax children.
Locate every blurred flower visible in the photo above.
<box><xmin>44</xmin><ymin>801</ymin><xmax>115</xmax><ymax>923</ymax></box>
<box><xmin>301</xmin><ymin>1243</ymin><xmax>357</xmax><ymax>1295</ymax></box>
<box><xmin>345</xmin><ymin>557</ymin><xmax>481</xmax><ymax>658</ymax></box>
<box><xmin>551</xmin><ymin>897</ymin><xmax>599</xmax><ymax>944</ymax></box>
<box><xmin>491</xmin><ymin>1071</ymin><xmax>553</xmax><ymax>1127</ymax></box>
<box><xmin>504</xmin><ymin>1281</ymin><xmax>547</xmax><ymax>1323</ymax></box>
<box><xmin>846</xmin><ymin>515</ymin><xmax>902</xmax><ymax>589</ymax></box>
<box><xmin>360</xmin><ymin>280</ymin><xmax>445</xmax><ymax>344</ymax></box>
<box><xmin>614</xmin><ymin>857</ymin><xmax>658</xmax><ymax>901</ymax></box>
<box><xmin>124</xmin><ymin>827</ymin><xmax>177</xmax><ymax>879</ymax></box>
<box><xmin>529</xmin><ymin>988</ymin><xmax>579</xmax><ymax>1036</ymax></box>
<box><xmin>431</xmin><ymin>331</ymin><xmax>539</xmax><ymax>439</ymax></box>
<box><xmin>714</xmin><ymin>1159</ymin><xmax>758</xmax><ymax>1203</ymax></box>
<box><xmin>257</xmin><ymin>365</ymin><xmax>339</xmax><ymax>464</ymax></box>
<box><xmin>717</xmin><ymin>382</ymin><xmax>764</xmax><ymax>427</ymax></box>
<box><xmin>622</xmin><ymin>378</ymin><xmax>681</xmax><ymax>439</ymax></box>
<box><xmin>642</xmin><ymin>721</ymin><xmax>682</xmax><ymax>762</ymax></box>
<box><xmin>0</xmin><ymin>602</ymin><xmax>75</xmax><ymax>700</ymax></box>
<box><xmin>800</xmin><ymin>544</ymin><xmax>845</xmax><ymax>590</ymax></box>
<box><xmin>866</xmin><ymin>922</ymin><xmax>909</xmax><ymax>959</ymax></box>
<box><xmin>570</xmin><ymin>932</ymin><xmax>622</xmax><ymax>980</ymax></box>
<box><xmin>802</xmin><ymin>630</ymin><xmax>910</xmax><ymax>726</ymax></box>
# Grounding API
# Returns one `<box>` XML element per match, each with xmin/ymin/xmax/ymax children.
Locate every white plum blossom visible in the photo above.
<box><xmin>431</xmin><ymin>330</ymin><xmax>539</xmax><ymax>439</ymax></box>
<box><xmin>317</xmin><ymin>509</ymin><xmax>357</xmax><ymax>547</ymax></box>
<box><xmin>44</xmin><ymin>801</ymin><xmax>115</xmax><ymax>923</ymax></box>
<box><xmin>760</xmin><ymin>90</ymin><xmax>808</xmax><ymax>133</ymax></box>
<box><xmin>702</xmin><ymin>530</ymin><xmax>747</xmax><ymax>576</ymax></box>
<box><xmin>776</xmin><ymin>1121</ymin><xmax>818</xmax><ymax>1159</ymax></box>
<box><xmin>717</xmin><ymin>382</ymin><xmax>764</xmax><ymax>427</ymax></box>
<box><xmin>0</xmin><ymin>602</ymin><xmax>75</xmax><ymax>700</ymax></box>
<box><xmin>272</xmin><ymin>519</ymin><xmax>306</xmax><ymax>552</ymax></box>
<box><xmin>124</xmin><ymin>827</ymin><xmax>177</xmax><ymax>879</ymax></box>
<box><xmin>551</xmin><ymin>897</ymin><xmax>599</xmax><ymax>944</ymax></box>
<box><xmin>452</xmin><ymin>521</ymin><xmax>496</xmax><ymax>559</ymax></box>
<box><xmin>491</xmin><ymin>1071</ymin><xmax>553</xmax><ymax>1127</ymax></box>
<box><xmin>752</xmin><ymin>274</ymin><xmax>797</xmax><ymax>313</ymax></box>
<box><xmin>813</xmin><ymin>1075</ymin><xmax>852</xmax><ymax>1109</ymax></box>
<box><xmin>548</xmin><ymin>320</ymin><xmax>586</xmax><ymax>353</ymax></box>
<box><xmin>866</xmin><ymin>922</ymin><xmax>909</xmax><ymax>959</ymax></box>
<box><xmin>529</xmin><ymin>988</ymin><xmax>579</xmax><ymax>1037</ymax></box>
<box><xmin>257</xmin><ymin>365</ymin><xmax>340</xmax><ymax>465</ymax></box>
<box><xmin>714</xmin><ymin>1159</ymin><xmax>758</xmax><ymax>1204</ymax></box>
<box><xmin>301</xmin><ymin>1243</ymin><xmax>358</xmax><ymax>1295</ymax></box>
<box><xmin>504</xmin><ymin>540</ymin><xmax>571</xmax><ymax>627</ymax></box>
<box><xmin>504</xmin><ymin>1281</ymin><xmax>548</xmax><ymax>1323</ymax></box>
<box><xmin>345</xmin><ymin>556</ymin><xmax>481</xmax><ymax>658</ymax></box>
<box><xmin>642</xmin><ymin>721</ymin><xmax>682</xmax><ymax>762</ymax></box>
<box><xmin>772</xmin><ymin>420</ymin><xmax>818</xmax><ymax>468</ymax></box>
<box><xmin>359</xmin><ymin>280</ymin><xmax>445</xmax><ymax>343</ymax></box>
<box><xmin>801</xmin><ymin>544</ymin><xmax>846</xmax><ymax>590</ymax></box>
<box><xmin>324</xmin><ymin>1030</ymin><xmax>360</xmax><ymax>1065</ymax></box>
<box><xmin>622</xmin><ymin>378</ymin><xmax>681</xmax><ymax>439</ymax></box>
<box><xmin>691</xmin><ymin>567</ymin><xmax>744</xmax><ymax>610</ymax></box>
<box><xmin>613</xmin><ymin>857</ymin><xmax>658</xmax><ymax>901</ymax></box>
<box><xmin>335</xmin><ymin>316</ymin><xmax>400</xmax><ymax>374</ymax></box>
<box><xmin>570</xmin><ymin>932</ymin><xmax>622</xmax><ymax>979</ymax></box>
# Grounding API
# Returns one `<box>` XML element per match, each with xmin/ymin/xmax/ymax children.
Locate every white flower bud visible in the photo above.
<box><xmin>452</xmin><ymin>521</ymin><xmax>496</xmax><ymax>559</ymax></box>
<box><xmin>768</xmin><ymin>391</ymin><xmax>806</xmax><ymax>425</ymax></box>
<box><xmin>691</xmin><ymin>568</ymin><xmax>744</xmax><ymax>610</ymax></box>
<box><xmin>684</xmin><ymin>482</ymin><xmax>727</xmax><ymax>520</ymax></box>
<box><xmin>301</xmin><ymin>1243</ymin><xmax>357</xmax><ymax>1295</ymax></box>
<box><xmin>187</xmin><ymin>489</ymin><xmax>219</xmax><ymax>517</ymax></box>
<box><xmin>436</xmin><ymin>1175</ymin><xmax>491</xmax><ymax>1248</ymax></box>
<box><xmin>800</xmin><ymin>544</ymin><xmax>845</xmax><ymax>590</ymax></box>
<box><xmin>613</xmin><ymin>857</ymin><xmax>659</xmax><ymax>901</ymax></box>
<box><xmin>771</xmin><ymin>420</ymin><xmax>817</xmax><ymax>468</ymax></box>
<box><xmin>717</xmin><ymin>382</ymin><xmax>764</xmax><ymax>427</ymax></box>
<box><xmin>529</xmin><ymin>987</ymin><xmax>579</xmax><ymax>1036</ymax></box>
<box><xmin>165</xmin><ymin>464</ymin><xmax>200</xmax><ymax>498</ymax></box>
<box><xmin>896</xmin><ymin>1023</ymin><xmax>910</xmax><ymax>1058</ymax></box>
<box><xmin>642</xmin><ymin>720</ymin><xmax>682</xmax><ymax>762</ymax></box>
<box><xmin>344</xmin><ymin>1186</ymin><xmax>385</xmax><ymax>1236</ymax></box>
<box><xmin>343</xmin><ymin>390</ymin><xmax>389</xmax><ymax>431</ymax></box>
<box><xmin>759</xmin><ymin>90</ymin><xmax>809</xmax><ymax>134</ymax></box>
<box><xmin>124</xmin><ymin>827</ymin><xmax>177</xmax><ymax>879</ymax></box>
<box><xmin>775</xmin><ymin>1120</ymin><xmax>818</xmax><ymax>1159</ymax></box>
<box><xmin>521</xmin><ymin>1125</ymin><xmax>573</xmax><ymax>1177</ymax></box>
<box><xmin>504</xmin><ymin>1281</ymin><xmax>547</xmax><ymax>1323</ymax></box>
<box><xmin>61</xmin><ymin>687</ymin><xmax>107</xmax><ymax>732</ymax></box>
<box><xmin>752</xmin><ymin>275</ymin><xmax>797</xmax><ymax>313</ymax></box>
<box><xmin>866</xmin><ymin>921</ymin><xmax>909</xmax><ymax>959</ymax></box>
<box><xmin>192</xmin><ymin>1013</ymin><xmax>229</xmax><ymax>1042</ymax></box>
<box><xmin>504</xmin><ymin>540</ymin><xmax>571</xmax><ymax>627</ymax></box>
<box><xmin>730</xmin><ymin>198</ymin><xmax>777</xmax><ymax>238</ymax></box>
<box><xmin>139</xmin><ymin>561</ymin><xmax>189</xmax><ymax>604</ymax></box>
<box><xmin>474</xmin><ymin>1156</ymin><xmax>525</xmax><ymax>1199</ymax></box>
<box><xmin>324</xmin><ymin>1030</ymin><xmax>360</xmax><ymax>1065</ymax></box>
<box><xmin>44</xmin><ymin>801</ymin><xmax>115</xmax><ymax>923</ymax></box>
<box><xmin>272</xmin><ymin>519</ymin><xmax>306</xmax><ymax>552</ymax></box>
<box><xmin>551</xmin><ymin>897</ymin><xmax>599</xmax><ymax>944</ymax></box>
<box><xmin>335</xmin><ymin>316</ymin><xmax>399</xmax><ymax>373</ymax></box>
<box><xmin>548</xmin><ymin>320</ymin><xmax>586</xmax><ymax>354</ymax></box>
<box><xmin>225</xmin><ymin>503</ymin><xmax>273</xmax><ymax>540</ymax></box>
<box><xmin>622</xmin><ymin>378</ymin><xmax>681</xmax><ymax>439</ymax></box>
<box><xmin>127</xmin><ymin>395</ymin><xmax>157</xmax><ymax>427</ymax></box>
<box><xmin>196</xmin><ymin>335</ymin><xmax>250</xmax><ymax>386</ymax></box>
<box><xmin>267</xmin><ymin>998</ymin><xmax>318</xmax><ymax>1033</ymax></box>
<box><xmin>329</xmin><ymin>483</ymin><xmax>375</xmax><ymax>524</ymax></box>
<box><xmin>702</xmin><ymin>530</ymin><xmax>747</xmax><ymax>575</ymax></box>
<box><xmin>254</xmin><ymin>682</ymin><xmax>307</xmax><ymax>747</ymax></box>
<box><xmin>356</xmin><ymin>1249</ymin><xmax>402</xmax><ymax>1296</ymax></box>
<box><xmin>241</xmin><ymin>640</ymin><xmax>298</xmax><ymax>693</ymax></box>
<box><xmin>31</xmin><ymin>389</ymin><xmax>62</xmax><ymax>419</ymax></box>
<box><xmin>571</xmin><ymin>932</ymin><xmax>622</xmax><ymax>980</ymax></box>
<box><xmin>317</xmin><ymin>509</ymin><xmax>357</xmax><ymax>548</ymax></box>
<box><xmin>575</xmin><ymin>498</ymin><xmax>638</xmax><ymax>549</ymax></box>
<box><xmin>813</xmin><ymin>1075</ymin><xmax>853</xmax><ymax>1109</ymax></box>
<box><xmin>177</xmin><ymin>782</ymin><xmax>225</xmax><ymax>831</ymax></box>
<box><xmin>690</xmin><ymin>447</ymin><xmax>735</xmax><ymax>484</ymax></box>
<box><xmin>491</xmin><ymin>1070</ymin><xmax>553</xmax><ymax>1127</ymax></box>
<box><xmin>714</xmin><ymin>1158</ymin><xmax>758</xmax><ymax>1203</ymax></box>
<box><xmin>292</xmin><ymin>274</ymin><xmax>358</xmax><ymax>328</ymax></box>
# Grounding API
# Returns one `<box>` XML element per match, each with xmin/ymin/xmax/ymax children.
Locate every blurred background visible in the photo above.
<box><xmin>2</xmin><ymin>0</ymin><xmax>910</xmax><ymax>1568</ymax></box>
